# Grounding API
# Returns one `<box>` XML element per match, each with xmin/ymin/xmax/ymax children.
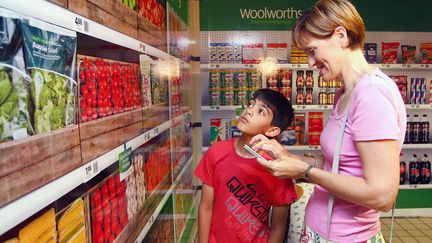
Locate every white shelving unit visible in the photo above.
<box><xmin>0</xmin><ymin>118</ymin><xmax>176</xmax><ymax>235</ymax></box>
<box><xmin>0</xmin><ymin>0</ymin><xmax>195</xmax><ymax>240</ymax></box>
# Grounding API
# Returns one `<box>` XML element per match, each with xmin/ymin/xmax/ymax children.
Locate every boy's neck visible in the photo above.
<box><xmin>234</xmin><ymin>135</ymin><xmax>259</xmax><ymax>159</ymax></box>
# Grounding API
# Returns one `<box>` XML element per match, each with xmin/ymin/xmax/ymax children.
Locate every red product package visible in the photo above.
<box><xmin>420</xmin><ymin>43</ymin><xmax>432</xmax><ymax>64</ymax></box>
<box><xmin>389</xmin><ymin>75</ymin><xmax>408</xmax><ymax>104</ymax></box>
<box><xmin>382</xmin><ymin>42</ymin><xmax>400</xmax><ymax>64</ymax></box>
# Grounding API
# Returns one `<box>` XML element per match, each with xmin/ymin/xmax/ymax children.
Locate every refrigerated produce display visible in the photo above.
<box><xmin>1</xmin><ymin>0</ymin><xmax>432</xmax><ymax>242</ymax></box>
<box><xmin>0</xmin><ymin>1</ymin><xmax>195</xmax><ymax>242</ymax></box>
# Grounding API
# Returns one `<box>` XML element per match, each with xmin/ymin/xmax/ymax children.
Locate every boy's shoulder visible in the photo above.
<box><xmin>208</xmin><ymin>138</ymin><xmax>235</xmax><ymax>151</ymax></box>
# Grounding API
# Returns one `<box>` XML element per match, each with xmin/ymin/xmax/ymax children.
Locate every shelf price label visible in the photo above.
<box><xmin>83</xmin><ymin>160</ymin><xmax>99</xmax><ymax>183</ymax></box>
<box><xmin>139</xmin><ymin>42</ymin><xmax>146</xmax><ymax>52</ymax></box>
<box><xmin>409</xmin><ymin>184</ymin><xmax>418</xmax><ymax>189</ymax></box>
<box><xmin>143</xmin><ymin>132</ymin><xmax>151</xmax><ymax>143</ymax></box>
<box><xmin>153</xmin><ymin>127</ymin><xmax>159</xmax><ymax>136</ymax></box>
<box><xmin>74</xmin><ymin>16</ymin><xmax>88</xmax><ymax>32</ymax></box>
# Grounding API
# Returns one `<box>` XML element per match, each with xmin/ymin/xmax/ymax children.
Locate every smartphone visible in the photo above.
<box><xmin>243</xmin><ymin>144</ymin><xmax>268</xmax><ymax>162</ymax></box>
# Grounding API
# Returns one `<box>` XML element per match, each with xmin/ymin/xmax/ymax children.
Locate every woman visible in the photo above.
<box><xmin>251</xmin><ymin>0</ymin><xmax>406</xmax><ymax>242</ymax></box>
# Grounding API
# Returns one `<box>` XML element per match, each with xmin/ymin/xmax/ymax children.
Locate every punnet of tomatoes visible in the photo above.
<box><xmin>90</xmin><ymin>174</ymin><xmax>128</xmax><ymax>243</ymax></box>
<box><xmin>137</xmin><ymin>0</ymin><xmax>166</xmax><ymax>30</ymax></box>
<box><xmin>111</xmin><ymin>62</ymin><xmax>124</xmax><ymax>114</ymax></box>
<box><xmin>79</xmin><ymin>58</ymin><xmax>97</xmax><ymax>122</ymax></box>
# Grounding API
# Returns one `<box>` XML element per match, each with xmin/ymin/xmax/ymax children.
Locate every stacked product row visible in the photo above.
<box><xmin>400</xmin><ymin>154</ymin><xmax>431</xmax><ymax>185</ymax></box>
<box><xmin>2</xmin><ymin>128</ymin><xmax>193</xmax><ymax>242</ymax></box>
<box><xmin>209</xmin><ymin>42</ymin><xmax>432</xmax><ymax>64</ymax></box>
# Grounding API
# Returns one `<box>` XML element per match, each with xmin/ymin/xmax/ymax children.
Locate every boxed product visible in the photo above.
<box><xmin>266</xmin><ymin>43</ymin><xmax>278</xmax><ymax>59</ymax></box>
<box><xmin>242</xmin><ymin>44</ymin><xmax>254</xmax><ymax>64</ymax></box>
<box><xmin>364</xmin><ymin>43</ymin><xmax>377</xmax><ymax>63</ymax></box>
<box><xmin>382</xmin><ymin>42</ymin><xmax>400</xmax><ymax>64</ymax></box>
<box><xmin>281</xmin><ymin>113</ymin><xmax>305</xmax><ymax>145</ymax></box>
<box><xmin>217</xmin><ymin>43</ymin><xmax>226</xmax><ymax>63</ymax></box>
<box><xmin>401</xmin><ymin>45</ymin><xmax>416</xmax><ymax>64</ymax></box>
<box><xmin>234</xmin><ymin>43</ymin><xmax>242</xmax><ymax>63</ymax></box>
<box><xmin>226</xmin><ymin>43</ymin><xmax>234</xmax><ymax>63</ymax></box>
<box><xmin>308</xmin><ymin>112</ymin><xmax>323</xmax><ymax>132</ymax></box>
<box><xmin>420</xmin><ymin>43</ymin><xmax>432</xmax><ymax>64</ymax></box>
<box><xmin>253</xmin><ymin>43</ymin><xmax>264</xmax><ymax>64</ymax></box>
<box><xmin>389</xmin><ymin>75</ymin><xmax>407</xmax><ymax>103</ymax></box>
<box><xmin>277</xmin><ymin>43</ymin><xmax>288</xmax><ymax>63</ymax></box>
<box><xmin>210</xmin><ymin>118</ymin><xmax>230</xmax><ymax>144</ymax></box>
<box><xmin>209</xmin><ymin>43</ymin><xmax>218</xmax><ymax>63</ymax></box>
<box><xmin>291</xmin><ymin>44</ymin><xmax>308</xmax><ymax>64</ymax></box>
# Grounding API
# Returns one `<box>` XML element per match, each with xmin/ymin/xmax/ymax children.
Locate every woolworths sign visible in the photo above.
<box><xmin>200</xmin><ymin>0</ymin><xmax>432</xmax><ymax>32</ymax></box>
<box><xmin>200</xmin><ymin>0</ymin><xmax>315</xmax><ymax>31</ymax></box>
<box><xmin>239</xmin><ymin>7</ymin><xmax>303</xmax><ymax>20</ymax></box>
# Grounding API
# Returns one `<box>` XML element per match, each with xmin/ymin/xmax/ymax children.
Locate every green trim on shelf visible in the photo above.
<box><xmin>396</xmin><ymin>189</ymin><xmax>432</xmax><ymax>209</ymax></box>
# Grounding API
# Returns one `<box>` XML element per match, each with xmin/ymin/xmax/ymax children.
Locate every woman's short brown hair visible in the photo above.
<box><xmin>292</xmin><ymin>0</ymin><xmax>365</xmax><ymax>50</ymax></box>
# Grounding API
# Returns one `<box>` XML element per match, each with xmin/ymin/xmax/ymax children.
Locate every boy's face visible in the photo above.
<box><xmin>237</xmin><ymin>98</ymin><xmax>279</xmax><ymax>137</ymax></box>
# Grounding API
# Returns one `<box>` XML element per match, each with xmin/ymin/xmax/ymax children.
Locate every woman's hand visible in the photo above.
<box><xmin>255</xmin><ymin>156</ymin><xmax>309</xmax><ymax>180</ymax></box>
<box><xmin>249</xmin><ymin>134</ymin><xmax>309</xmax><ymax>179</ymax></box>
<box><xmin>249</xmin><ymin>134</ymin><xmax>293</xmax><ymax>159</ymax></box>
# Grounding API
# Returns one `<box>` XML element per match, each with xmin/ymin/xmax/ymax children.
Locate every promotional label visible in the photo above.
<box><xmin>119</xmin><ymin>145</ymin><xmax>133</xmax><ymax>181</ymax></box>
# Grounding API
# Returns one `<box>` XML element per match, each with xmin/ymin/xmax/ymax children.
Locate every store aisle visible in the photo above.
<box><xmin>380</xmin><ymin>217</ymin><xmax>432</xmax><ymax>242</ymax></box>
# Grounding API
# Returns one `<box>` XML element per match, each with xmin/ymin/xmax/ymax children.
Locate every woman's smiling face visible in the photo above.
<box><xmin>302</xmin><ymin>31</ymin><xmax>345</xmax><ymax>82</ymax></box>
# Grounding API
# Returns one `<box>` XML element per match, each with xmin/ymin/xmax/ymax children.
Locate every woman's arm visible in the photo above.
<box><xmin>311</xmin><ymin>140</ymin><xmax>399</xmax><ymax>211</ymax></box>
<box><xmin>198</xmin><ymin>184</ymin><xmax>214</xmax><ymax>243</ymax></box>
<box><xmin>252</xmin><ymin>135</ymin><xmax>400</xmax><ymax>211</ymax></box>
<box><xmin>268</xmin><ymin>205</ymin><xmax>289</xmax><ymax>243</ymax></box>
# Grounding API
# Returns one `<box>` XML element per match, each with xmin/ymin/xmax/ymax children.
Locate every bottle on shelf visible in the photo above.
<box><xmin>413</xmin><ymin>114</ymin><xmax>421</xmax><ymax>144</ymax></box>
<box><xmin>296</xmin><ymin>70</ymin><xmax>304</xmax><ymax>88</ymax></box>
<box><xmin>421</xmin><ymin>114</ymin><xmax>429</xmax><ymax>144</ymax></box>
<box><xmin>409</xmin><ymin>154</ymin><xmax>420</xmax><ymax>184</ymax></box>
<box><xmin>400</xmin><ymin>159</ymin><xmax>407</xmax><ymax>185</ymax></box>
<box><xmin>405</xmin><ymin>114</ymin><xmax>411</xmax><ymax>144</ymax></box>
<box><xmin>420</xmin><ymin>154</ymin><xmax>431</xmax><ymax>184</ymax></box>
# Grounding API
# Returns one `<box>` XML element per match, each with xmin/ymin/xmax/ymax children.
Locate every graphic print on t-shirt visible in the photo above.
<box><xmin>224</xmin><ymin>176</ymin><xmax>272</xmax><ymax>241</ymax></box>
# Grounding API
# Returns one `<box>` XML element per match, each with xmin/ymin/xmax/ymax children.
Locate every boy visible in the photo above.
<box><xmin>195</xmin><ymin>89</ymin><xmax>297</xmax><ymax>243</ymax></box>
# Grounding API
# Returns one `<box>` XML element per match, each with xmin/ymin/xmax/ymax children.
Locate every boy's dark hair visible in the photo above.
<box><xmin>252</xmin><ymin>89</ymin><xmax>294</xmax><ymax>132</ymax></box>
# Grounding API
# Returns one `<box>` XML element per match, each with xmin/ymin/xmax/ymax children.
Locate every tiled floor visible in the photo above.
<box><xmin>380</xmin><ymin>217</ymin><xmax>432</xmax><ymax>242</ymax></box>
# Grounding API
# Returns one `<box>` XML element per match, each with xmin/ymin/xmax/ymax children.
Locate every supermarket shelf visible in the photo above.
<box><xmin>201</xmin><ymin>63</ymin><xmax>315</xmax><ymax>70</ymax></box>
<box><xmin>402</xmin><ymin>144</ymin><xmax>432</xmax><ymax>149</ymax></box>
<box><xmin>135</xmin><ymin>157</ymin><xmax>193</xmax><ymax>242</ymax></box>
<box><xmin>0</xmin><ymin>0</ymin><xmax>180</xmax><ymax>63</ymax></box>
<box><xmin>202</xmin><ymin>104</ymin><xmax>431</xmax><ymax>112</ymax></box>
<box><xmin>202</xmin><ymin>105</ymin><xmax>333</xmax><ymax>111</ymax></box>
<box><xmin>203</xmin><ymin>144</ymin><xmax>431</xmax><ymax>153</ymax></box>
<box><xmin>399</xmin><ymin>184</ymin><xmax>432</xmax><ymax>190</ymax></box>
<box><xmin>0</xmin><ymin>120</ymin><xmax>172</xmax><ymax>235</ymax></box>
<box><xmin>405</xmin><ymin>104</ymin><xmax>432</xmax><ymax>110</ymax></box>
<box><xmin>201</xmin><ymin>63</ymin><xmax>432</xmax><ymax>70</ymax></box>
<box><xmin>372</xmin><ymin>63</ymin><xmax>432</xmax><ymax>70</ymax></box>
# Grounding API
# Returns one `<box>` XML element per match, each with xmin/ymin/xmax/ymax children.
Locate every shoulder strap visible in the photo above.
<box><xmin>327</xmin><ymin>73</ymin><xmax>400</xmax><ymax>241</ymax></box>
<box><xmin>327</xmin><ymin>106</ymin><xmax>350</xmax><ymax>240</ymax></box>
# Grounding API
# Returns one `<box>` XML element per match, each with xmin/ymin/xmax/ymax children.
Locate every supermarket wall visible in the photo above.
<box><xmin>199</xmin><ymin>0</ymin><xmax>432</xmax><ymax>216</ymax></box>
<box><xmin>0</xmin><ymin>0</ymin><xmax>198</xmax><ymax>242</ymax></box>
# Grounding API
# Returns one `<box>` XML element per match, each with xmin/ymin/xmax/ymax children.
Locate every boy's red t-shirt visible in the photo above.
<box><xmin>194</xmin><ymin>139</ymin><xmax>297</xmax><ymax>243</ymax></box>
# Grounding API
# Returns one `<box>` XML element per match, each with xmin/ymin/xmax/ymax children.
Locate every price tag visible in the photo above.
<box><xmin>409</xmin><ymin>184</ymin><xmax>418</xmax><ymax>189</ymax></box>
<box><xmin>295</xmin><ymin>105</ymin><xmax>304</xmax><ymax>110</ymax></box>
<box><xmin>83</xmin><ymin>160</ymin><xmax>99</xmax><ymax>182</ymax></box>
<box><xmin>139</xmin><ymin>42</ymin><xmax>145</xmax><ymax>52</ymax></box>
<box><xmin>74</xmin><ymin>16</ymin><xmax>88</xmax><ymax>32</ymax></box>
<box><xmin>153</xmin><ymin>127</ymin><xmax>159</xmax><ymax>135</ymax></box>
<box><xmin>143</xmin><ymin>132</ymin><xmax>151</xmax><ymax>143</ymax></box>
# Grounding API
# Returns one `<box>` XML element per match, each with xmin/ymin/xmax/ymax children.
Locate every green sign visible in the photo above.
<box><xmin>168</xmin><ymin>0</ymin><xmax>188</xmax><ymax>25</ymax></box>
<box><xmin>119</xmin><ymin>146</ymin><xmax>132</xmax><ymax>181</ymax></box>
<box><xmin>200</xmin><ymin>0</ymin><xmax>432</xmax><ymax>32</ymax></box>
